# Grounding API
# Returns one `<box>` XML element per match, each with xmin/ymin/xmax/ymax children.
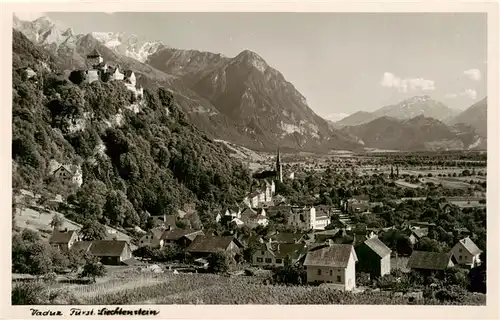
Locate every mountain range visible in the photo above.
<box><xmin>13</xmin><ymin>14</ymin><xmax>487</xmax><ymax>152</ymax></box>
<box><xmin>341</xmin><ymin>115</ymin><xmax>486</xmax><ymax>151</ymax></box>
<box><xmin>13</xmin><ymin>15</ymin><xmax>363</xmax><ymax>152</ymax></box>
<box><xmin>336</xmin><ymin>95</ymin><xmax>459</xmax><ymax>127</ymax></box>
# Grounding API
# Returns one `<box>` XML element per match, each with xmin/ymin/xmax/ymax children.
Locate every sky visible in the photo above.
<box><xmin>16</xmin><ymin>12</ymin><xmax>488</xmax><ymax>122</ymax></box>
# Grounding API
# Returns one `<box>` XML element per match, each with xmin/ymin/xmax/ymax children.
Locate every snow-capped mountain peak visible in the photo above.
<box><xmin>90</xmin><ymin>31</ymin><xmax>166</xmax><ymax>62</ymax></box>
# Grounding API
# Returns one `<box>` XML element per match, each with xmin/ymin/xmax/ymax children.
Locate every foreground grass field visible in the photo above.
<box><xmin>14</xmin><ymin>270</ymin><xmax>485</xmax><ymax>305</ymax></box>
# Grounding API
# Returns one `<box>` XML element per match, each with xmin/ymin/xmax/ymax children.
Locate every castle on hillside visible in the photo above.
<box><xmin>83</xmin><ymin>48</ymin><xmax>143</xmax><ymax>99</ymax></box>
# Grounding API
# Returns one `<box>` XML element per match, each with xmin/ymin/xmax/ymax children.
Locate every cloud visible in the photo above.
<box><xmin>14</xmin><ymin>12</ymin><xmax>46</xmax><ymax>21</ymax></box>
<box><xmin>380</xmin><ymin>72</ymin><xmax>435</xmax><ymax>92</ymax></box>
<box><xmin>445</xmin><ymin>89</ymin><xmax>477</xmax><ymax>100</ymax></box>
<box><xmin>463</xmin><ymin>69</ymin><xmax>481</xmax><ymax>81</ymax></box>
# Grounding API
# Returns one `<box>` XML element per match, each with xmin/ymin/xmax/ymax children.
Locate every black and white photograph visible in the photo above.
<box><xmin>3</xmin><ymin>2</ymin><xmax>499</xmax><ymax>318</ymax></box>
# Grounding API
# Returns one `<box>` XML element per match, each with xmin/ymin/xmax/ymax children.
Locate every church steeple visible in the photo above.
<box><xmin>276</xmin><ymin>147</ymin><xmax>283</xmax><ymax>183</ymax></box>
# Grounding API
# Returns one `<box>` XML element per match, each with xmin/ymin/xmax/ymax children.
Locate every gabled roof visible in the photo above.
<box><xmin>266</xmin><ymin>205</ymin><xmax>292</xmax><ymax>216</ymax></box>
<box><xmin>458</xmin><ymin>237</ymin><xmax>482</xmax><ymax>256</ymax></box>
<box><xmin>70</xmin><ymin>241</ymin><xmax>92</xmax><ymax>252</ymax></box>
<box><xmin>411</xmin><ymin>228</ymin><xmax>429</xmax><ymax>239</ymax></box>
<box><xmin>124</xmin><ymin>70</ymin><xmax>135</xmax><ymax>77</ymax></box>
<box><xmin>160</xmin><ymin>229</ymin><xmax>202</xmax><ymax>241</ymax></box>
<box><xmin>303</xmin><ymin>244</ymin><xmax>356</xmax><ymax>268</ymax></box>
<box><xmin>269</xmin><ymin>232</ymin><xmax>302</xmax><ymax>244</ymax></box>
<box><xmin>164</xmin><ymin>215</ymin><xmax>177</xmax><ymax>228</ymax></box>
<box><xmin>362</xmin><ymin>236</ymin><xmax>391</xmax><ymax>258</ymax></box>
<box><xmin>49</xmin><ymin>229</ymin><xmax>77</xmax><ymax>244</ymax></box>
<box><xmin>89</xmin><ymin>240</ymin><xmax>129</xmax><ymax>257</ymax></box>
<box><xmin>273</xmin><ymin>243</ymin><xmax>307</xmax><ymax>259</ymax></box>
<box><xmin>88</xmin><ymin>48</ymin><xmax>102</xmax><ymax>57</ymax></box>
<box><xmin>239</xmin><ymin>234</ymin><xmax>263</xmax><ymax>247</ymax></box>
<box><xmin>187</xmin><ymin>235</ymin><xmax>237</xmax><ymax>253</ymax></box>
<box><xmin>247</xmin><ymin>189</ymin><xmax>264</xmax><ymax>198</ymax></box>
<box><xmin>407</xmin><ymin>251</ymin><xmax>454</xmax><ymax>270</ymax></box>
<box><xmin>149</xmin><ymin>227</ymin><xmax>164</xmax><ymax>239</ymax></box>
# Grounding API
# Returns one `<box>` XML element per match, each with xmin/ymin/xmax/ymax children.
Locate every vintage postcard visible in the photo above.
<box><xmin>1</xmin><ymin>1</ymin><xmax>499</xmax><ymax>319</ymax></box>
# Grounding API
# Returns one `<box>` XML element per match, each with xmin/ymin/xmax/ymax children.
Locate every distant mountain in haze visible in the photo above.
<box><xmin>336</xmin><ymin>111</ymin><xmax>377</xmax><ymax>127</ymax></box>
<box><xmin>336</xmin><ymin>96</ymin><xmax>457</xmax><ymax>127</ymax></box>
<box><xmin>14</xmin><ymin>14</ymin><xmax>363</xmax><ymax>152</ymax></box>
<box><xmin>342</xmin><ymin>115</ymin><xmax>486</xmax><ymax>151</ymax></box>
<box><xmin>448</xmin><ymin>97</ymin><xmax>487</xmax><ymax>137</ymax></box>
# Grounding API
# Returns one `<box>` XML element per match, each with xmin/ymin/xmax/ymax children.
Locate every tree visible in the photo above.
<box><xmin>50</xmin><ymin>214</ymin><xmax>63</xmax><ymax>230</ymax></box>
<box><xmin>104</xmin><ymin>190</ymin><xmax>139</xmax><ymax>227</ymax></box>
<box><xmin>69</xmin><ymin>70</ymin><xmax>86</xmax><ymax>85</ymax></box>
<box><xmin>80</xmin><ymin>221</ymin><xmax>107</xmax><ymax>241</ymax></box>
<box><xmin>207</xmin><ymin>252</ymin><xmax>231</xmax><ymax>273</ymax></box>
<box><xmin>273</xmin><ymin>265</ymin><xmax>306</xmax><ymax>285</ymax></box>
<box><xmin>80</xmin><ymin>261</ymin><xmax>107</xmax><ymax>283</ymax></box>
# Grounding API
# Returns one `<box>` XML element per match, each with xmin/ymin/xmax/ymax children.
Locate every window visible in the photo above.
<box><xmin>330</xmin><ymin>270</ymin><xmax>333</xmax><ymax>276</ymax></box>
<box><xmin>265</xmin><ymin>258</ymin><xmax>272</xmax><ymax>264</ymax></box>
<box><xmin>275</xmin><ymin>259</ymin><xmax>283</xmax><ymax>264</ymax></box>
<box><xmin>257</xmin><ymin>258</ymin><xmax>263</xmax><ymax>263</ymax></box>
<box><xmin>337</xmin><ymin>275</ymin><xmax>341</xmax><ymax>282</ymax></box>
<box><xmin>317</xmin><ymin>269</ymin><xmax>322</xmax><ymax>276</ymax></box>
<box><xmin>459</xmin><ymin>255</ymin><xmax>462</xmax><ymax>260</ymax></box>
<box><xmin>459</xmin><ymin>248</ymin><xmax>462</xmax><ymax>253</ymax></box>
<box><xmin>261</xmin><ymin>251</ymin><xmax>265</xmax><ymax>255</ymax></box>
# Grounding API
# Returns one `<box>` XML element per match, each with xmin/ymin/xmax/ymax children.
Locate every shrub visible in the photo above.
<box><xmin>12</xmin><ymin>281</ymin><xmax>49</xmax><ymax>305</ymax></box>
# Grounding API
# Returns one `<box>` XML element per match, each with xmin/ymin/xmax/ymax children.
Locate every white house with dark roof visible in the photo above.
<box><xmin>49</xmin><ymin>228</ymin><xmax>80</xmax><ymax>251</ymax></box>
<box><xmin>139</xmin><ymin>227</ymin><xmax>165</xmax><ymax>248</ymax></box>
<box><xmin>303</xmin><ymin>243</ymin><xmax>357</xmax><ymax>291</ymax></box>
<box><xmin>450</xmin><ymin>237</ymin><xmax>483</xmax><ymax>268</ymax></box>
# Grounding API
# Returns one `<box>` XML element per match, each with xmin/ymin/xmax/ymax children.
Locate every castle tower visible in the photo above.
<box><xmin>87</xmin><ymin>48</ymin><xmax>103</xmax><ymax>69</ymax></box>
<box><xmin>276</xmin><ymin>147</ymin><xmax>283</xmax><ymax>183</ymax></box>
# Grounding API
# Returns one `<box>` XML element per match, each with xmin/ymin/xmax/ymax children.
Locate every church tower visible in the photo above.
<box><xmin>276</xmin><ymin>147</ymin><xmax>283</xmax><ymax>183</ymax></box>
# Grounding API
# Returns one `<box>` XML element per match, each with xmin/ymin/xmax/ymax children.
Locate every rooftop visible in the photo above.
<box><xmin>303</xmin><ymin>244</ymin><xmax>356</xmax><ymax>268</ymax></box>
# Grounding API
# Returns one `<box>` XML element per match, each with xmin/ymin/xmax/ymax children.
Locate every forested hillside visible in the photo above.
<box><xmin>12</xmin><ymin>29</ymin><xmax>252</xmax><ymax>229</ymax></box>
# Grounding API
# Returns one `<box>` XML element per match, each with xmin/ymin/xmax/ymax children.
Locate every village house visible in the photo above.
<box><xmin>450</xmin><ymin>237</ymin><xmax>483</xmax><ymax>268</ymax></box>
<box><xmin>407</xmin><ymin>251</ymin><xmax>456</xmax><ymax>275</ymax></box>
<box><xmin>303</xmin><ymin>243</ymin><xmax>358</xmax><ymax>291</ymax></box>
<box><xmin>243</xmin><ymin>189</ymin><xmax>266</xmax><ymax>208</ymax></box>
<box><xmin>408</xmin><ymin>227</ymin><xmax>429</xmax><ymax>245</ymax></box>
<box><xmin>160</xmin><ymin>229</ymin><xmax>204</xmax><ymax>248</ymax></box>
<box><xmin>288</xmin><ymin>206</ymin><xmax>316</xmax><ymax>230</ymax></box>
<box><xmin>252</xmin><ymin>242</ymin><xmax>307</xmax><ymax>268</ymax></box>
<box><xmin>355</xmin><ymin>236</ymin><xmax>391</xmax><ymax>279</ymax></box>
<box><xmin>138</xmin><ymin>227</ymin><xmax>164</xmax><ymax>248</ymax></box>
<box><xmin>88</xmin><ymin>240</ymin><xmax>133</xmax><ymax>265</ymax></box>
<box><xmin>70</xmin><ymin>240</ymin><xmax>93</xmax><ymax>253</ymax></box>
<box><xmin>51</xmin><ymin>164</ymin><xmax>83</xmax><ymax>187</ymax></box>
<box><xmin>239</xmin><ymin>207</ymin><xmax>269</xmax><ymax>228</ymax></box>
<box><xmin>313</xmin><ymin>229</ymin><xmax>341</xmax><ymax>243</ymax></box>
<box><xmin>267</xmin><ymin>232</ymin><xmax>303</xmax><ymax>244</ymax></box>
<box><xmin>108</xmin><ymin>65</ymin><xmax>125</xmax><ymax>81</ymax></box>
<box><xmin>49</xmin><ymin>228</ymin><xmax>79</xmax><ymax>251</ymax></box>
<box><xmin>20</xmin><ymin>67</ymin><xmax>37</xmax><ymax>80</ymax></box>
<box><xmin>124</xmin><ymin>70</ymin><xmax>136</xmax><ymax>87</ymax></box>
<box><xmin>186</xmin><ymin>235</ymin><xmax>242</xmax><ymax>258</ymax></box>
